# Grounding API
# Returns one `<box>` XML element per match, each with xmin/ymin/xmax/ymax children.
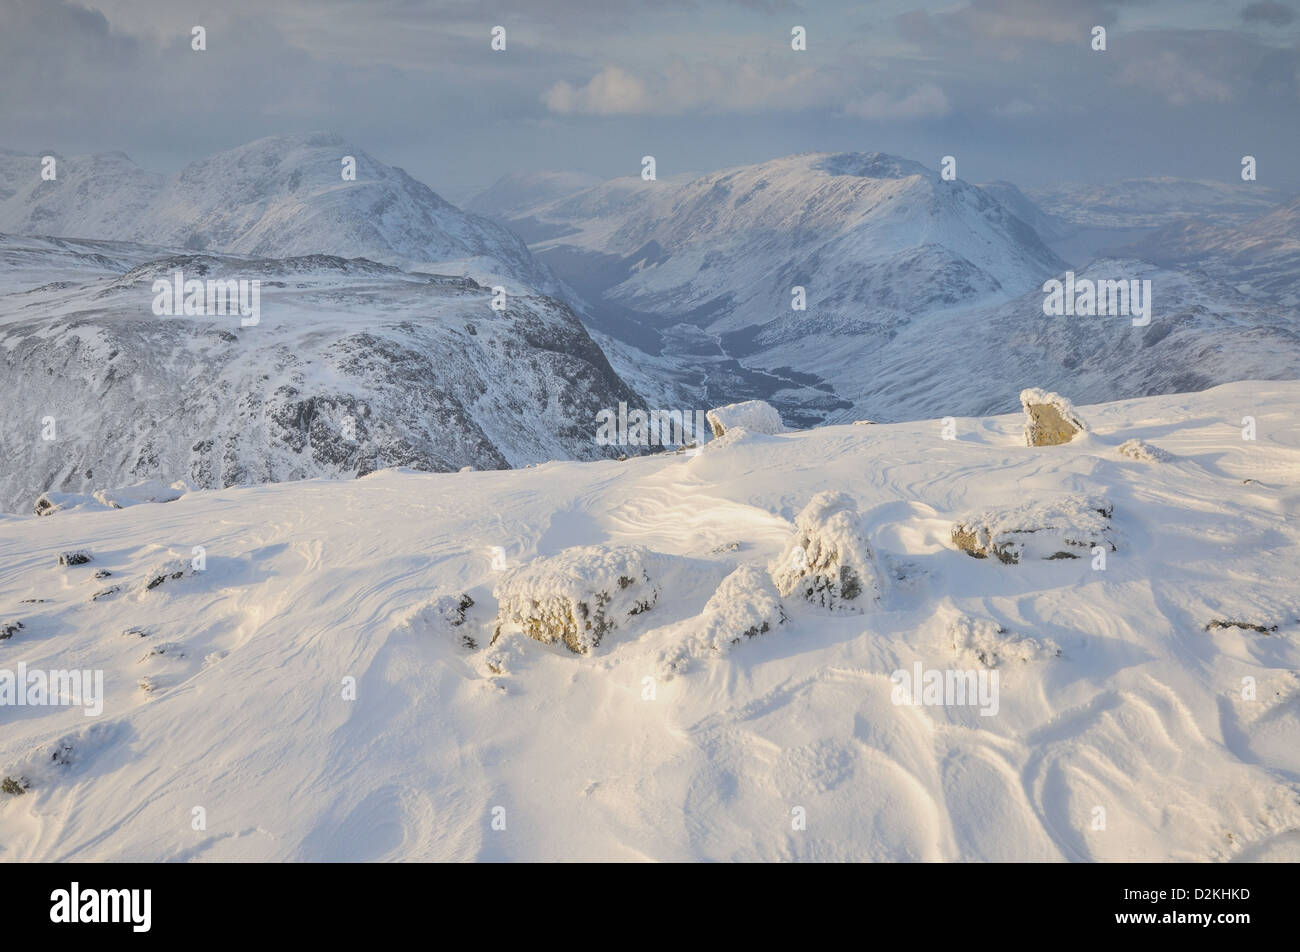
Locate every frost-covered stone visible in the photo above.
<box><xmin>706</xmin><ymin>400</ymin><xmax>785</xmax><ymax>438</ymax></box>
<box><xmin>397</xmin><ymin>593</ymin><xmax>478</xmax><ymax>649</ymax></box>
<box><xmin>1117</xmin><ymin>439</ymin><xmax>1170</xmax><ymax>462</ymax></box>
<box><xmin>57</xmin><ymin>549</ymin><xmax>94</xmax><ymax>566</ymax></box>
<box><xmin>771</xmin><ymin>492</ymin><xmax>879</xmax><ymax>612</ymax></box>
<box><xmin>949</xmin><ymin>615</ymin><xmax>1060</xmax><ymax>667</ymax></box>
<box><xmin>142</xmin><ymin>556</ymin><xmax>200</xmax><ymax>591</ymax></box>
<box><xmin>1020</xmin><ymin>388</ymin><xmax>1086</xmax><ymax>446</ymax></box>
<box><xmin>494</xmin><ymin>545</ymin><xmax>659</xmax><ymax>655</ymax></box>
<box><xmin>692</xmin><ymin>565</ymin><xmax>787</xmax><ymax>655</ymax></box>
<box><xmin>33</xmin><ymin>492</ymin><xmax>111</xmax><ymax>517</ymax></box>
<box><xmin>952</xmin><ymin>494</ymin><xmax>1115</xmax><ymax>564</ymax></box>
<box><xmin>93</xmin><ymin>479</ymin><xmax>188</xmax><ymax>509</ymax></box>
<box><xmin>0</xmin><ymin>619</ymin><xmax>24</xmax><ymax>640</ymax></box>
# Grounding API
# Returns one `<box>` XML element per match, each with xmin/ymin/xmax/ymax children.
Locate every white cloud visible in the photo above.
<box><xmin>542</xmin><ymin>59</ymin><xmax>837</xmax><ymax>116</ymax></box>
<box><xmin>542</xmin><ymin>66</ymin><xmax>650</xmax><ymax>115</ymax></box>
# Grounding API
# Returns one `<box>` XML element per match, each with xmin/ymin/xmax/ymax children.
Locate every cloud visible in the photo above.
<box><xmin>1241</xmin><ymin>1</ymin><xmax>1296</xmax><ymax>26</ymax></box>
<box><xmin>843</xmin><ymin>84</ymin><xmax>952</xmax><ymax>120</ymax></box>
<box><xmin>543</xmin><ymin>66</ymin><xmax>650</xmax><ymax>114</ymax></box>
<box><xmin>542</xmin><ymin>60</ymin><xmax>835</xmax><ymax>115</ymax></box>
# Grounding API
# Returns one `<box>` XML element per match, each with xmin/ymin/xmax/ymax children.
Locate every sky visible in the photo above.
<box><xmin>2</xmin><ymin>0</ymin><xmax>1299</xmax><ymax>200</ymax></box>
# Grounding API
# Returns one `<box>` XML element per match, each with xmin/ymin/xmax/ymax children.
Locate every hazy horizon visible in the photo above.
<box><xmin>4</xmin><ymin>0</ymin><xmax>1300</xmax><ymax>199</ymax></box>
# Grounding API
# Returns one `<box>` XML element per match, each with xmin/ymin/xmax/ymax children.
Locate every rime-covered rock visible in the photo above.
<box><xmin>1020</xmin><ymin>388</ymin><xmax>1086</xmax><ymax>446</ymax></box>
<box><xmin>1117</xmin><ymin>439</ymin><xmax>1170</xmax><ymax>462</ymax></box>
<box><xmin>949</xmin><ymin>615</ymin><xmax>1060</xmax><ymax>667</ymax></box>
<box><xmin>93</xmin><ymin>479</ymin><xmax>188</xmax><ymax>509</ymax></box>
<box><xmin>142</xmin><ymin>556</ymin><xmax>200</xmax><ymax>592</ymax></box>
<box><xmin>494</xmin><ymin>545</ymin><xmax>659</xmax><ymax>655</ymax></box>
<box><xmin>33</xmin><ymin>492</ymin><xmax>111</xmax><ymax>517</ymax></box>
<box><xmin>706</xmin><ymin>400</ymin><xmax>785</xmax><ymax>438</ymax></box>
<box><xmin>771</xmin><ymin>492</ymin><xmax>879</xmax><ymax>612</ymax></box>
<box><xmin>952</xmin><ymin>494</ymin><xmax>1115</xmax><ymax>564</ymax></box>
<box><xmin>692</xmin><ymin>565</ymin><xmax>787</xmax><ymax>654</ymax></box>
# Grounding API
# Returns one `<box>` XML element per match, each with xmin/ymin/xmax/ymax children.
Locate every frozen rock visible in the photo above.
<box><xmin>692</xmin><ymin>565</ymin><xmax>787</xmax><ymax>654</ymax></box>
<box><xmin>1117</xmin><ymin>439</ymin><xmax>1170</xmax><ymax>462</ymax></box>
<box><xmin>33</xmin><ymin>492</ymin><xmax>111</xmax><ymax>517</ymax></box>
<box><xmin>494</xmin><ymin>545</ymin><xmax>659</xmax><ymax>655</ymax></box>
<box><xmin>952</xmin><ymin>494</ymin><xmax>1115</xmax><ymax>564</ymax></box>
<box><xmin>771</xmin><ymin>491</ymin><xmax>879</xmax><ymax>612</ymax></box>
<box><xmin>93</xmin><ymin>479</ymin><xmax>188</xmax><ymax>509</ymax></box>
<box><xmin>706</xmin><ymin>399</ymin><xmax>785</xmax><ymax>438</ymax></box>
<box><xmin>1020</xmin><ymin>388</ymin><xmax>1086</xmax><ymax>446</ymax></box>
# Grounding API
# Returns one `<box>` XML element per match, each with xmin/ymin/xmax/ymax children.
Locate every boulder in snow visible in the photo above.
<box><xmin>952</xmin><ymin>494</ymin><xmax>1115</xmax><ymax>564</ymax></box>
<box><xmin>494</xmin><ymin>545</ymin><xmax>659</xmax><ymax>654</ymax></box>
<box><xmin>1020</xmin><ymin>388</ymin><xmax>1086</xmax><ymax>446</ymax></box>
<box><xmin>93</xmin><ymin>479</ymin><xmax>188</xmax><ymax>509</ymax></box>
<box><xmin>706</xmin><ymin>400</ymin><xmax>785</xmax><ymax>438</ymax></box>
<box><xmin>57</xmin><ymin>549</ymin><xmax>94</xmax><ymax>566</ymax></box>
<box><xmin>771</xmin><ymin>492</ymin><xmax>880</xmax><ymax>612</ymax></box>
<box><xmin>692</xmin><ymin>565</ymin><xmax>787</xmax><ymax>655</ymax></box>
<box><xmin>33</xmin><ymin>492</ymin><xmax>111</xmax><ymax>517</ymax></box>
<box><xmin>143</xmin><ymin>556</ymin><xmax>200</xmax><ymax>591</ymax></box>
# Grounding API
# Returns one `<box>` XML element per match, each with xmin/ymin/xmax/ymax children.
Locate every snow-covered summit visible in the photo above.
<box><xmin>0</xmin><ymin>134</ymin><xmax>558</xmax><ymax>294</ymax></box>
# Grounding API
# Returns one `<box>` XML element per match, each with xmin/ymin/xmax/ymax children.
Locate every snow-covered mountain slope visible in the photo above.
<box><xmin>2</xmin><ymin>382</ymin><xmax>1297</xmax><ymax>861</ymax></box>
<box><xmin>978</xmin><ymin>180</ymin><xmax>1074</xmax><ymax>242</ymax></box>
<box><xmin>498</xmin><ymin>152</ymin><xmax>1066</xmax><ymax>425</ymax></box>
<box><xmin>1118</xmin><ymin>197</ymin><xmax>1300</xmax><ymax>306</ymax></box>
<box><xmin>520</xmin><ymin>152</ymin><xmax>1064</xmax><ymax>334</ymax></box>
<box><xmin>0</xmin><ymin>135</ymin><xmax>558</xmax><ymax>295</ymax></box>
<box><xmin>827</xmin><ymin>257</ymin><xmax>1300</xmax><ymax>422</ymax></box>
<box><xmin>1027</xmin><ymin>178</ymin><xmax>1292</xmax><ymax>229</ymax></box>
<box><xmin>0</xmin><ymin>150</ymin><xmax>164</xmax><ymax>241</ymax></box>
<box><xmin>0</xmin><ymin>243</ymin><xmax>640</xmax><ymax>514</ymax></box>
<box><xmin>465</xmin><ymin>170</ymin><xmax>604</xmax><ymax>221</ymax></box>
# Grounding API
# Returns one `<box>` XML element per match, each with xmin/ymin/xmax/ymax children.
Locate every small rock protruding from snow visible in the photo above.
<box><xmin>397</xmin><ymin>593</ymin><xmax>478</xmax><ymax>649</ymax></box>
<box><xmin>951</xmin><ymin>494</ymin><xmax>1115</xmax><ymax>564</ymax></box>
<box><xmin>771</xmin><ymin>491</ymin><xmax>880</xmax><ymax>612</ymax></box>
<box><xmin>58</xmin><ymin>549</ymin><xmax>94</xmax><ymax>566</ymax></box>
<box><xmin>691</xmin><ymin>565</ymin><xmax>788</xmax><ymax>655</ymax></box>
<box><xmin>1</xmin><ymin>619</ymin><xmax>24</xmax><ymax>641</ymax></box>
<box><xmin>1020</xmin><ymin>388</ymin><xmax>1086</xmax><ymax>446</ymax></box>
<box><xmin>494</xmin><ymin>545</ymin><xmax>659</xmax><ymax>655</ymax></box>
<box><xmin>949</xmin><ymin>615</ymin><xmax>1060</xmax><ymax>667</ymax></box>
<box><xmin>143</xmin><ymin>557</ymin><xmax>200</xmax><ymax>592</ymax></box>
<box><xmin>33</xmin><ymin>491</ymin><xmax>111</xmax><ymax>517</ymax></box>
<box><xmin>1117</xmin><ymin>438</ymin><xmax>1170</xmax><ymax>462</ymax></box>
<box><xmin>706</xmin><ymin>400</ymin><xmax>786</xmax><ymax>438</ymax></box>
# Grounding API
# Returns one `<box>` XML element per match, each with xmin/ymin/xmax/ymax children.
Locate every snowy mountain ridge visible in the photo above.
<box><xmin>0</xmin><ymin>133</ymin><xmax>558</xmax><ymax>295</ymax></box>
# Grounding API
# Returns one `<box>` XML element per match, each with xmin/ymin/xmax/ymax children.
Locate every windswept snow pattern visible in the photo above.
<box><xmin>2</xmin><ymin>382</ymin><xmax>1297</xmax><ymax>861</ymax></box>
